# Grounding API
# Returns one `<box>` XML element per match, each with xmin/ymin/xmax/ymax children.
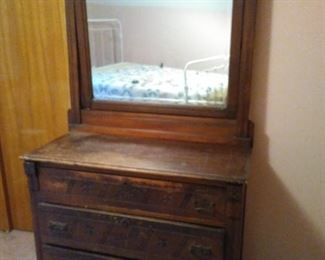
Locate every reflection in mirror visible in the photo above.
<box><xmin>86</xmin><ymin>0</ymin><xmax>233</xmax><ymax>108</ymax></box>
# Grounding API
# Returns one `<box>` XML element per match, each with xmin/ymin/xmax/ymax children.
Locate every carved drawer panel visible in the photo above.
<box><xmin>38</xmin><ymin>203</ymin><xmax>225</xmax><ymax>260</ymax></box>
<box><xmin>38</xmin><ymin>167</ymin><xmax>229</xmax><ymax>226</ymax></box>
<box><xmin>42</xmin><ymin>244</ymin><xmax>120</xmax><ymax>259</ymax></box>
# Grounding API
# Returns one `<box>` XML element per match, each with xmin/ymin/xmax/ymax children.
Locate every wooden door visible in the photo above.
<box><xmin>0</xmin><ymin>0</ymin><xmax>70</xmax><ymax>230</ymax></box>
<box><xmin>0</xmin><ymin>140</ymin><xmax>10</xmax><ymax>231</ymax></box>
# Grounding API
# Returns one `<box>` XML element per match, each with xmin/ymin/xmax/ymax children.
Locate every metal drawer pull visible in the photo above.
<box><xmin>194</xmin><ymin>199</ymin><xmax>215</xmax><ymax>213</ymax></box>
<box><xmin>190</xmin><ymin>244</ymin><xmax>212</xmax><ymax>257</ymax></box>
<box><xmin>48</xmin><ymin>221</ymin><xmax>68</xmax><ymax>232</ymax></box>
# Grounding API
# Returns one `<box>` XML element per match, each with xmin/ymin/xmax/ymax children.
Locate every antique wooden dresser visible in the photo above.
<box><xmin>23</xmin><ymin>131</ymin><xmax>250</xmax><ymax>260</ymax></box>
<box><xmin>23</xmin><ymin>0</ymin><xmax>256</xmax><ymax>259</ymax></box>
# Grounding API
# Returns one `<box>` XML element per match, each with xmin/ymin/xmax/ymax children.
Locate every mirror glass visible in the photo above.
<box><xmin>86</xmin><ymin>0</ymin><xmax>233</xmax><ymax>108</ymax></box>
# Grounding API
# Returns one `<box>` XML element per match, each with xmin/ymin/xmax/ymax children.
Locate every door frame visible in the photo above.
<box><xmin>0</xmin><ymin>140</ymin><xmax>11</xmax><ymax>231</ymax></box>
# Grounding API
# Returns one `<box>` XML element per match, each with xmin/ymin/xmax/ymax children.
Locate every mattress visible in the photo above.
<box><xmin>92</xmin><ymin>62</ymin><xmax>228</xmax><ymax>107</ymax></box>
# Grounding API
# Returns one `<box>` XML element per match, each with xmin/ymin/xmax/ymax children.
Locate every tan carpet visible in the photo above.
<box><xmin>0</xmin><ymin>230</ymin><xmax>36</xmax><ymax>260</ymax></box>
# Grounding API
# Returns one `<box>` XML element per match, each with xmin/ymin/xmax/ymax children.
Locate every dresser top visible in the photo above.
<box><xmin>22</xmin><ymin>131</ymin><xmax>251</xmax><ymax>184</ymax></box>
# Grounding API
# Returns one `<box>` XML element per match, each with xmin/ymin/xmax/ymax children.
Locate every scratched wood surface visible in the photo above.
<box><xmin>37</xmin><ymin>167</ymin><xmax>229</xmax><ymax>227</ymax></box>
<box><xmin>38</xmin><ymin>203</ymin><xmax>225</xmax><ymax>259</ymax></box>
<box><xmin>23</xmin><ymin>131</ymin><xmax>250</xmax><ymax>184</ymax></box>
<box><xmin>0</xmin><ymin>0</ymin><xmax>70</xmax><ymax>230</ymax></box>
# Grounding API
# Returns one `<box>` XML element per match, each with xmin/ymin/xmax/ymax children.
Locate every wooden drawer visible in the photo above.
<box><xmin>38</xmin><ymin>167</ymin><xmax>229</xmax><ymax>226</ymax></box>
<box><xmin>38</xmin><ymin>203</ymin><xmax>225</xmax><ymax>260</ymax></box>
<box><xmin>42</xmin><ymin>245</ymin><xmax>120</xmax><ymax>259</ymax></box>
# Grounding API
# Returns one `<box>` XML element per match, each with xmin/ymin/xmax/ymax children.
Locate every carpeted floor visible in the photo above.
<box><xmin>0</xmin><ymin>230</ymin><xmax>36</xmax><ymax>260</ymax></box>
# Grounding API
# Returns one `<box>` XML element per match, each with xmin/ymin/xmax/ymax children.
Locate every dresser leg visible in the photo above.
<box><xmin>24</xmin><ymin>161</ymin><xmax>43</xmax><ymax>260</ymax></box>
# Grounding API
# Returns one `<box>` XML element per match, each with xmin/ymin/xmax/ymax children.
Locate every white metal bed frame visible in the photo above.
<box><xmin>183</xmin><ymin>55</ymin><xmax>229</xmax><ymax>103</ymax></box>
<box><xmin>88</xmin><ymin>19</ymin><xmax>124</xmax><ymax>64</ymax></box>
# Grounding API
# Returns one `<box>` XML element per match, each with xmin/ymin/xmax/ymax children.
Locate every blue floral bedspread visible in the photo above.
<box><xmin>92</xmin><ymin>62</ymin><xmax>228</xmax><ymax>107</ymax></box>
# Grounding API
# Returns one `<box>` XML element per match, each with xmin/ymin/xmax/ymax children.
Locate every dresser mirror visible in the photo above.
<box><xmin>85</xmin><ymin>0</ymin><xmax>233</xmax><ymax>108</ymax></box>
<box><xmin>67</xmin><ymin>0</ymin><xmax>255</xmax><ymax>144</ymax></box>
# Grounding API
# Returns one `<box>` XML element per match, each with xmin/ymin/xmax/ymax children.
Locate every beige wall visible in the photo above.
<box><xmin>86</xmin><ymin>2</ymin><xmax>232</xmax><ymax>69</ymax></box>
<box><xmin>244</xmin><ymin>0</ymin><xmax>325</xmax><ymax>259</ymax></box>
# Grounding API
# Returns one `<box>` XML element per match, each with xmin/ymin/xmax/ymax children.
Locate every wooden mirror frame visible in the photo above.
<box><xmin>65</xmin><ymin>0</ymin><xmax>256</xmax><ymax>145</ymax></box>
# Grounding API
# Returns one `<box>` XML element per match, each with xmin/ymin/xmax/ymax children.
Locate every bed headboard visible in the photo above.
<box><xmin>88</xmin><ymin>19</ymin><xmax>123</xmax><ymax>67</ymax></box>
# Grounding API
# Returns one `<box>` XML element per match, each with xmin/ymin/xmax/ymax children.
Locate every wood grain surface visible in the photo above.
<box><xmin>0</xmin><ymin>0</ymin><xmax>70</xmax><ymax>230</ymax></box>
<box><xmin>23</xmin><ymin>131</ymin><xmax>250</xmax><ymax>184</ymax></box>
<box><xmin>42</xmin><ymin>244</ymin><xmax>121</xmax><ymax>260</ymax></box>
<box><xmin>37</xmin><ymin>167</ymin><xmax>229</xmax><ymax>227</ymax></box>
<box><xmin>0</xmin><ymin>140</ymin><xmax>10</xmax><ymax>231</ymax></box>
<box><xmin>38</xmin><ymin>203</ymin><xmax>225</xmax><ymax>259</ymax></box>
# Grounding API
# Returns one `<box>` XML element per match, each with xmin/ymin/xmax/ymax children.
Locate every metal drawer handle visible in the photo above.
<box><xmin>190</xmin><ymin>244</ymin><xmax>212</xmax><ymax>257</ymax></box>
<box><xmin>48</xmin><ymin>221</ymin><xmax>68</xmax><ymax>232</ymax></box>
<box><xmin>194</xmin><ymin>200</ymin><xmax>215</xmax><ymax>213</ymax></box>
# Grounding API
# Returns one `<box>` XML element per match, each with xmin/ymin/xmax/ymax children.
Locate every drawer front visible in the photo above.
<box><xmin>38</xmin><ymin>167</ymin><xmax>228</xmax><ymax>226</ymax></box>
<box><xmin>42</xmin><ymin>245</ymin><xmax>120</xmax><ymax>260</ymax></box>
<box><xmin>39</xmin><ymin>203</ymin><xmax>225</xmax><ymax>260</ymax></box>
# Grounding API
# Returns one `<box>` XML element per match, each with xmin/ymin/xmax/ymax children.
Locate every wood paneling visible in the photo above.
<box><xmin>0</xmin><ymin>0</ymin><xmax>70</xmax><ymax>230</ymax></box>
